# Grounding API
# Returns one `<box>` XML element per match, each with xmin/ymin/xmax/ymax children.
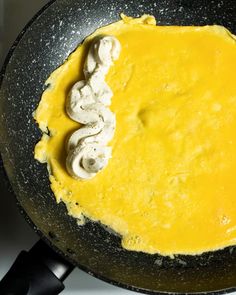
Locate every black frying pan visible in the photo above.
<box><xmin>1</xmin><ymin>0</ymin><xmax>236</xmax><ymax>294</ymax></box>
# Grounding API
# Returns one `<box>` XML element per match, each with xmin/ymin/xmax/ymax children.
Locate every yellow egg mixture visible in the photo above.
<box><xmin>34</xmin><ymin>15</ymin><xmax>236</xmax><ymax>256</ymax></box>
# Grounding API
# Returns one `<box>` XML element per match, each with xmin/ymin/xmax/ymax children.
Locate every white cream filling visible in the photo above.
<box><xmin>66</xmin><ymin>36</ymin><xmax>121</xmax><ymax>179</ymax></box>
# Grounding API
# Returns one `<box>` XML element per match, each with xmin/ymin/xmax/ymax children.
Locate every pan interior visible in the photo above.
<box><xmin>1</xmin><ymin>0</ymin><xmax>236</xmax><ymax>293</ymax></box>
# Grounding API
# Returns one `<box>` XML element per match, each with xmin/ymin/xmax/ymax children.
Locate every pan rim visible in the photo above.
<box><xmin>1</xmin><ymin>1</ymin><xmax>236</xmax><ymax>294</ymax></box>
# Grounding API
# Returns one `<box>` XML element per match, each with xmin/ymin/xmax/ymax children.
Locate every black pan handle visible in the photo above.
<box><xmin>0</xmin><ymin>240</ymin><xmax>74</xmax><ymax>295</ymax></box>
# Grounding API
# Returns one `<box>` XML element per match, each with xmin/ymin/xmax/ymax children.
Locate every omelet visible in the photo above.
<box><xmin>34</xmin><ymin>14</ymin><xmax>236</xmax><ymax>256</ymax></box>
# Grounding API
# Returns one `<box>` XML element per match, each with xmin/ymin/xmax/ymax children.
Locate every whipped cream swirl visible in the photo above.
<box><xmin>66</xmin><ymin>36</ymin><xmax>121</xmax><ymax>180</ymax></box>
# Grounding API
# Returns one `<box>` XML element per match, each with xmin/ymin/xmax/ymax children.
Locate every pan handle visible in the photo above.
<box><xmin>0</xmin><ymin>240</ymin><xmax>74</xmax><ymax>295</ymax></box>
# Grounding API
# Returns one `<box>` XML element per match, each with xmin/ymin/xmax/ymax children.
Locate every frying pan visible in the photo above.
<box><xmin>1</xmin><ymin>0</ymin><xmax>236</xmax><ymax>294</ymax></box>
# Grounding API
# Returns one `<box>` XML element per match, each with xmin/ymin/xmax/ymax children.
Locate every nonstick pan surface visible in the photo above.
<box><xmin>1</xmin><ymin>0</ymin><xmax>236</xmax><ymax>294</ymax></box>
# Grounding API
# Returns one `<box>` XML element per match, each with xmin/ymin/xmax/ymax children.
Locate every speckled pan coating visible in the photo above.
<box><xmin>1</xmin><ymin>0</ymin><xmax>236</xmax><ymax>294</ymax></box>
